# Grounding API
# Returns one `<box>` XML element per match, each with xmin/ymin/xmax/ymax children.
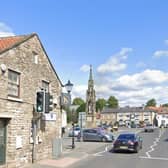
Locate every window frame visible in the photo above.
<box><xmin>8</xmin><ymin>69</ymin><xmax>20</xmax><ymax>98</ymax></box>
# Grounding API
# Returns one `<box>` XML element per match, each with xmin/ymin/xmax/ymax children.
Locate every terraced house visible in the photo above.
<box><xmin>0</xmin><ymin>33</ymin><xmax>63</xmax><ymax>168</ymax></box>
<box><xmin>101</xmin><ymin>107</ymin><xmax>156</xmax><ymax>127</ymax></box>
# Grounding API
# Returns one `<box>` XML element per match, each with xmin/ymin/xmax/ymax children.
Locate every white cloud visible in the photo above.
<box><xmin>153</xmin><ymin>50</ymin><xmax>168</xmax><ymax>57</ymax></box>
<box><xmin>94</xmin><ymin>69</ymin><xmax>168</xmax><ymax>107</ymax></box>
<box><xmin>0</xmin><ymin>22</ymin><xmax>15</xmax><ymax>37</ymax></box>
<box><xmin>116</xmin><ymin>69</ymin><xmax>168</xmax><ymax>88</ymax></box>
<box><xmin>73</xmin><ymin>69</ymin><xmax>168</xmax><ymax>107</ymax></box>
<box><xmin>72</xmin><ymin>84</ymin><xmax>87</xmax><ymax>100</ymax></box>
<box><xmin>97</xmin><ymin>48</ymin><xmax>133</xmax><ymax>74</ymax></box>
<box><xmin>80</xmin><ymin>64</ymin><xmax>90</xmax><ymax>72</ymax></box>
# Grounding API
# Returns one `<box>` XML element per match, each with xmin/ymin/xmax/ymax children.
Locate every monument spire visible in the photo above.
<box><xmin>89</xmin><ymin>64</ymin><xmax>93</xmax><ymax>81</ymax></box>
<box><xmin>86</xmin><ymin>65</ymin><xmax>96</xmax><ymax>128</ymax></box>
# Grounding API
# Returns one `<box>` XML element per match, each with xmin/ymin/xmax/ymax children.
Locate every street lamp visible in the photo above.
<box><xmin>64</xmin><ymin>80</ymin><xmax>75</xmax><ymax>149</ymax></box>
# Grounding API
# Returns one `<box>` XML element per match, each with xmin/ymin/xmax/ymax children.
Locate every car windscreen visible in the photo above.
<box><xmin>146</xmin><ymin>124</ymin><xmax>152</xmax><ymax>127</ymax></box>
<box><xmin>74</xmin><ymin>127</ymin><xmax>80</xmax><ymax>131</ymax></box>
<box><xmin>118</xmin><ymin>134</ymin><xmax>135</xmax><ymax>140</ymax></box>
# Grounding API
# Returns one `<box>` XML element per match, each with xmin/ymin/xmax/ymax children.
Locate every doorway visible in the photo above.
<box><xmin>0</xmin><ymin>119</ymin><xmax>6</xmax><ymax>165</ymax></box>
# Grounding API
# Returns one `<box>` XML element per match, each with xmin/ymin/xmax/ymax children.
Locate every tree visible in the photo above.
<box><xmin>96</xmin><ymin>98</ymin><xmax>107</xmax><ymax>111</ymax></box>
<box><xmin>72</xmin><ymin>97</ymin><xmax>85</xmax><ymax>106</ymax></box>
<box><xmin>74</xmin><ymin>103</ymin><xmax>86</xmax><ymax>123</ymax></box>
<box><xmin>145</xmin><ymin>98</ymin><xmax>156</xmax><ymax>107</ymax></box>
<box><xmin>162</xmin><ymin>103</ymin><xmax>168</xmax><ymax>107</ymax></box>
<box><xmin>76</xmin><ymin>103</ymin><xmax>86</xmax><ymax>113</ymax></box>
<box><xmin>107</xmin><ymin>96</ymin><xmax>118</xmax><ymax>108</ymax></box>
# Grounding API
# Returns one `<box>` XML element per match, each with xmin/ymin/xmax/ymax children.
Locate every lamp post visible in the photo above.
<box><xmin>64</xmin><ymin>80</ymin><xmax>75</xmax><ymax>149</ymax></box>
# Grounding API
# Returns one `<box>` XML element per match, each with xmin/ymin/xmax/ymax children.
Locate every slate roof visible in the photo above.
<box><xmin>101</xmin><ymin>107</ymin><xmax>154</xmax><ymax>114</ymax></box>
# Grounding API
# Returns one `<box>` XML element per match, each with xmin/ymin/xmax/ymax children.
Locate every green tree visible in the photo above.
<box><xmin>96</xmin><ymin>98</ymin><xmax>107</xmax><ymax>111</ymax></box>
<box><xmin>162</xmin><ymin>103</ymin><xmax>168</xmax><ymax>107</ymax></box>
<box><xmin>145</xmin><ymin>98</ymin><xmax>156</xmax><ymax>107</ymax></box>
<box><xmin>72</xmin><ymin>97</ymin><xmax>85</xmax><ymax>106</ymax></box>
<box><xmin>76</xmin><ymin>103</ymin><xmax>86</xmax><ymax>113</ymax></box>
<box><xmin>107</xmin><ymin>96</ymin><xmax>118</xmax><ymax>108</ymax></box>
<box><xmin>74</xmin><ymin>103</ymin><xmax>86</xmax><ymax>123</ymax></box>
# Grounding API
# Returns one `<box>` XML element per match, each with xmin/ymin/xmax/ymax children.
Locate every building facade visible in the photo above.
<box><xmin>148</xmin><ymin>106</ymin><xmax>168</xmax><ymax>127</ymax></box>
<box><xmin>0</xmin><ymin>33</ymin><xmax>62</xmax><ymax>168</ymax></box>
<box><xmin>101</xmin><ymin>107</ymin><xmax>156</xmax><ymax>126</ymax></box>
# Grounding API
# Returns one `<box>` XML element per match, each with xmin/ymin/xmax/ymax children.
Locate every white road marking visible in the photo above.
<box><xmin>145</xmin><ymin>129</ymin><xmax>166</xmax><ymax>158</ymax></box>
<box><xmin>140</xmin><ymin>156</ymin><xmax>168</xmax><ymax>161</ymax></box>
<box><xmin>93</xmin><ymin>145</ymin><xmax>112</xmax><ymax>156</ymax></box>
<box><xmin>93</xmin><ymin>150</ymin><xmax>106</xmax><ymax>156</ymax></box>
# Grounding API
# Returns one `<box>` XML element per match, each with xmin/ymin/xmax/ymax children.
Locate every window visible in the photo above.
<box><xmin>33</xmin><ymin>51</ymin><xmax>38</xmax><ymax>64</ymax></box>
<box><xmin>8</xmin><ymin>70</ymin><xmax>20</xmax><ymax>97</ymax></box>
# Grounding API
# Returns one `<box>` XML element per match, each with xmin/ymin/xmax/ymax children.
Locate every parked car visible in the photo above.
<box><xmin>113</xmin><ymin>133</ymin><xmax>142</xmax><ymax>153</ymax></box>
<box><xmin>68</xmin><ymin>127</ymin><xmax>81</xmax><ymax>137</ymax></box>
<box><xmin>112</xmin><ymin>125</ymin><xmax>119</xmax><ymax>131</ymax></box>
<box><xmin>144</xmin><ymin>124</ymin><xmax>154</xmax><ymax>132</ymax></box>
<box><xmin>83</xmin><ymin>128</ymin><xmax>114</xmax><ymax>142</ymax></box>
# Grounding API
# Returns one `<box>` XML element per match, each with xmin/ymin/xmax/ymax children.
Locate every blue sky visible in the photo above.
<box><xmin>1</xmin><ymin>0</ymin><xmax>168</xmax><ymax>106</ymax></box>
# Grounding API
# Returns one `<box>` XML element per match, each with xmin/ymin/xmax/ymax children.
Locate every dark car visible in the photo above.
<box><xmin>83</xmin><ymin>128</ymin><xmax>114</xmax><ymax>142</ymax></box>
<box><xmin>113</xmin><ymin>133</ymin><xmax>142</xmax><ymax>153</ymax></box>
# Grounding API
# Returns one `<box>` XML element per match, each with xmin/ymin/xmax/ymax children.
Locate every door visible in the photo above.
<box><xmin>0</xmin><ymin>120</ymin><xmax>6</xmax><ymax>165</ymax></box>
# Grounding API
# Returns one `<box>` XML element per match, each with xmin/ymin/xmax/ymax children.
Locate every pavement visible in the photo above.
<box><xmin>27</xmin><ymin>135</ymin><xmax>108</xmax><ymax>168</ymax></box>
<box><xmin>26</xmin><ymin>128</ymin><xmax>142</xmax><ymax>168</ymax></box>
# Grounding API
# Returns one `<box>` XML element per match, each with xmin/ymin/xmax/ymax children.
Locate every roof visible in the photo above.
<box><xmin>0</xmin><ymin>34</ymin><xmax>34</xmax><ymax>54</ymax></box>
<box><xmin>101</xmin><ymin>107</ymin><xmax>154</xmax><ymax>114</ymax></box>
<box><xmin>0</xmin><ymin>33</ymin><xmax>63</xmax><ymax>86</ymax></box>
<box><xmin>147</xmin><ymin>106</ymin><xmax>168</xmax><ymax>114</ymax></box>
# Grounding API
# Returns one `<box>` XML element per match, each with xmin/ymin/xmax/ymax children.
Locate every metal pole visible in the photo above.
<box><xmin>32</xmin><ymin>120</ymin><xmax>36</xmax><ymax>163</ymax></box>
<box><xmin>72</xmin><ymin>110</ymin><xmax>75</xmax><ymax>149</ymax></box>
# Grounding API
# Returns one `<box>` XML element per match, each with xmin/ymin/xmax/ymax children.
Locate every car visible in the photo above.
<box><xmin>82</xmin><ymin>128</ymin><xmax>114</xmax><ymax>142</ymax></box>
<box><xmin>113</xmin><ymin>133</ymin><xmax>142</xmax><ymax>153</ymax></box>
<box><xmin>112</xmin><ymin>125</ymin><xmax>118</xmax><ymax>131</ymax></box>
<box><xmin>68</xmin><ymin>127</ymin><xmax>81</xmax><ymax>137</ymax></box>
<box><xmin>144</xmin><ymin>124</ymin><xmax>154</xmax><ymax>132</ymax></box>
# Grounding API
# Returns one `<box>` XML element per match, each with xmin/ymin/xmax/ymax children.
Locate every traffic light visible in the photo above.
<box><xmin>36</xmin><ymin>91</ymin><xmax>44</xmax><ymax>112</ymax></box>
<box><xmin>45</xmin><ymin>93</ymin><xmax>53</xmax><ymax>113</ymax></box>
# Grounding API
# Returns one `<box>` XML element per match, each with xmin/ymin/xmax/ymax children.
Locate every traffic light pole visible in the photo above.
<box><xmin>72</xmin><ymin>109</ymin><xmax>75</xmax><ymax>149</ymax></box>
<box><xmin>72</xmin><ymin>122</ymin><xmax>75</xmax><ymax>149</ymax></box>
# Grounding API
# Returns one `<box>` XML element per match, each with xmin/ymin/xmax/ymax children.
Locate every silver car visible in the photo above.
<box><xmin>68</xmin><ymin>127</ymin><xmax>81</xmax><ymax>137</ymax></box>
<box><xmin>82</xmin><ymin>128</ymin><xmax>114</xmax><ymax>142</ymax></box>
<box><xmin>144</xmin><ymin>124</ymin><xmax>154</xmax><ymax>132</ymax></box>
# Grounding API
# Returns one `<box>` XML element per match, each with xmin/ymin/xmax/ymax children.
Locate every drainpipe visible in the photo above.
<box><xmin>32</xmin><ymin>120</ymin><xmax>37</xmax><ymax>163</ymax></box>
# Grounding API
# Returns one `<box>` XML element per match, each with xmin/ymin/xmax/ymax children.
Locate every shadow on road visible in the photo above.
<box><xmin>108</xmin><ymin>148</ymin><xmax>137</xmax><ymax>155</ymax></box>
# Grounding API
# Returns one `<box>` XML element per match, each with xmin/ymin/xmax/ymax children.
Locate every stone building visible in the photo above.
<box><xmin>85</xmin><ymin>65</ymin><xmax>97</xmax><ymax>127</ymax></box>
<box><xmin>101</xmin><ymin>107</ymin><xmax>156</xmax><ymax>126</ymax></box>
<box><xmin>0</xmin><ymin>33</ymin><xmax>63</xmax><ymax>168</ymax></box>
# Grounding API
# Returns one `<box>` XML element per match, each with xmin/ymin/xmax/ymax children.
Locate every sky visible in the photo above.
<box><xmin>1</xmin><ymin>0</ymin><xmax>168</xmax><ymax>107</ymax></box>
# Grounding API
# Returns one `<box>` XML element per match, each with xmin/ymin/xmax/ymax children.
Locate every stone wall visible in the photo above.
<box><xmin>0</xmin><ymin>35</ymin><xmax>62</xmax><ymax>168</ymax></box>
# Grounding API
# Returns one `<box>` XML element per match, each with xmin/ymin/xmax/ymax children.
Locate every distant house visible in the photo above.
<box><xmin>147</xmin><ymin>106</ymin><xmax>168</xmax><ymax>127</ymax></box>
<box><xmin>101</xmin><ymin>107</ymin><xmax>156</xmax><ymax>126</ymax></box>
<box><xmin>0</xmin><ymin>33</ymin><xmax>63</xmax><ymax>168</ymax></box>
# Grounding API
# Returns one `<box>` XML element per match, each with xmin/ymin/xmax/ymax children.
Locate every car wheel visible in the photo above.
<box><xmin>102</xmin><ymin>137</ymin><xmax>107</xmax><ymax>142</ymax></box>
<box><xmin>135</xmin><ymin>146</ymin><xmax>139</xmax><ymax>153</ymax></box>
<box><xmin>140</xmin><ymin>145</ymin><xmax>142</xmax><ymax>149</ymax></box>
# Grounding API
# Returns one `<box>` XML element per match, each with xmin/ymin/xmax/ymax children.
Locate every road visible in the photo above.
<box><xmin>68</xmin><ymin>128</ymin><xmax>168</xmax><ymax>168</ymax></box>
